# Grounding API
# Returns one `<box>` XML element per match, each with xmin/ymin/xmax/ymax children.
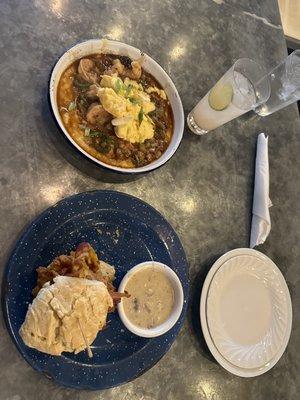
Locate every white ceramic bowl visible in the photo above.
<box><xmin>49</xmin><ymin>39</ymin><xmax>184</xmax><ymax>174</ymax></box>
<box><xmin>118</xmin><ymin>261</ymin><xmax>184</xmax><ymax>337</ymax></box>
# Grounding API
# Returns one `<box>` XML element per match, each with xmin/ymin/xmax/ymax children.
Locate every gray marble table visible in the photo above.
<box><xmin>1</xmin><ymin>0</ymin><xmax>299</xmax><ymax>399</ymax></box>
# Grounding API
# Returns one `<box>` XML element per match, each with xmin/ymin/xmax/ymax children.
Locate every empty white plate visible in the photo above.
<box><xmin>200</xmin><ymin>249</ymin><xmax>292</xmax><ymax>377</ymax></box>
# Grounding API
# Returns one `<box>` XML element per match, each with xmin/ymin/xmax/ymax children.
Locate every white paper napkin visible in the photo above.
<box><xmin>250</xmin><ymin>133</ymin><xmax>272</xmax><ymax>248</ymax></box>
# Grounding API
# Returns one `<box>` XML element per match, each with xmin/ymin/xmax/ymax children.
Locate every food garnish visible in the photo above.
<box><xmin>208</xmin><ymin>83</ymin><xmax>233</xmax><ymax>111</ymax></box>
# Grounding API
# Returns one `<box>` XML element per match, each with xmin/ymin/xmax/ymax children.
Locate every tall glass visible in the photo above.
<box><xmin>187</xmin><ymin>58</ymin><xmax>270</xmax><ymax>135</ymax></box>
<box><xmin>255</xmin><ymin>50</ymin><xmax>300</xmax><ymax>116</ymax></box>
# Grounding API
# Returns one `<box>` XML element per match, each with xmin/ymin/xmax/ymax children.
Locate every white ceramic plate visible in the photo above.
<box><xmin>49</xmin><ymin>39</ymin><xmax>184</xmax><ymax>174</ymax></box>
<box><xmin>200</xmin><ymin>249</ymin><xmax>292</xmax><ymax>377</ymax></box>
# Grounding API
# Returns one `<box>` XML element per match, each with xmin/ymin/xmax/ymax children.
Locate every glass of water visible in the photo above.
<box><xmin>187</xmin><ymin>58</ymin><xmax>270</xmax><ymax>135</ymax></box>
<box><xmin>255</xmin><ymin>50</ymin><xmax>300</xmax><ymax>116</ymax></box>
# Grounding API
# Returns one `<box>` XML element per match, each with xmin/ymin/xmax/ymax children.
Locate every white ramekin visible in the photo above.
<box><xmin>49</xmin><ymin>39</ymin><xmax>184</xmax><ymax>174</ymax></box>
<box><xmin>118</xmin><ymin>261</ymin><xmax>184</xmax><ymax>338</ymax></box>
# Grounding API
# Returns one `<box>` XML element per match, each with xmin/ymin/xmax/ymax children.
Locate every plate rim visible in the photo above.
<box><xmin>199</xmin><ymin>248</ymin><xmax>292</xmax><ymax>378</ymax></box>
<box><xmin>2</xmin><ymin>189</ymin><xmax>190</xmax><ymax>389</ymax></box>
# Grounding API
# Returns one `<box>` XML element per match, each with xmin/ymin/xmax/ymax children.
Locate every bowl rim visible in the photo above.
<box><xmin>117</xmin><ymin>261</ymin><xmax>184</xmax><ymax>338</ymax></box>
<box><xmin>49</xmin><ymin>38</ymin><xmax>184</xmax><ymax>174</ymax></box>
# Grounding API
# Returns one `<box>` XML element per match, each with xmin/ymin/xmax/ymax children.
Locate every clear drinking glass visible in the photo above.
<box><xmin>255</xmin><ymin>50</ymin><xmax>300</xmax><ymax>116</ymax></box>
<box><xmin>187</xmin><ymin>58</ymin><xmax>270</xmax><ymax>134</ymax></box>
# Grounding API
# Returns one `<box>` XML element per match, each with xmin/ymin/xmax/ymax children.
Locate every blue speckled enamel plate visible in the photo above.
<box><xmin>2</xmin><ymin>190</ymin><xmax>189</xmax><ymax>390</ymax></box>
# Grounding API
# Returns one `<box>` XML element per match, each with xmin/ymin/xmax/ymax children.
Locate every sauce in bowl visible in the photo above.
<box><xmin>123</xmin><ymin>266</ymin><xmax>174</xmax><ymax>329</ymax></box>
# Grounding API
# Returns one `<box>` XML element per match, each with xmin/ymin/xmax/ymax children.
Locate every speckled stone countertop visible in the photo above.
<box><xmin>0</xmin><ymin>0</ymin><xmax>299</xmax><ymax>399</ymax></box>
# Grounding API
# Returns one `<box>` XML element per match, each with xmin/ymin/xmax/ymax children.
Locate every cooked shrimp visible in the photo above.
<box><xmin>78</xmin><ymin>59</ymin><xmax>98</xmax><ymax>83</ymax></box>
<box><xmin>85</xmin><ymin>84</ymin><xmax>100</xmax><ymax>101</ymax></box>
<box><xmin>103</xmin><ymin>59</ymin><xmax>122</xmax><ymax>76</ymax></box>
<box><xmin>130</xmin><ymin>61</ymin><xmax>142</xmax><ymax>79</ymax></box>
<box><xmin>86</xmin><ymin>103</ymin><xmax>111</xmax><ymax>126</ymax></box>
<box><xmin>112</xmin><ymin>59</ymin><xmax>125</xmax><ymax>74</ymax></box>
<box><xmin>107</xmin><ymin>58</ymin><xmax>142</xmax><ymax>79</ymax></box>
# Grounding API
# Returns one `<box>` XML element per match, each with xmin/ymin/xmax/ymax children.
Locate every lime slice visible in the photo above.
<box><xmin>208</xmin><ymin>83</ymin><xmax>233</xmax><ymax>111</ymax></box>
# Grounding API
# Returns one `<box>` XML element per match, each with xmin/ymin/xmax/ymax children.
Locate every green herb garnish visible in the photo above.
<box><xmin>115</xmin><ymin>79</ymin><xmax>123</xmax><ymax>94</ymax></box>
<box><xmin>138</xmin><ymin>108</ymin><xmax>144</xmax><ymax>125</ymax></box>
<box><xmin>89</xmin><ymin>130</ymin><xmax>102</xmax><ymax>137</ymax></box>
<box><xmin>96</xmin><ymin>134</ymin><xmax>115</xmax><ymax>153</ymax></box>
<box><xmin>68</xmin><ymin>101</ymin><xmax>76</xmax><ymax>111</ymax></box>
<box><xmin>125</xmin><ymin>84</ymin><xmax>133</xmax><ymax>96</ymax></box>
<box><xmin>84</xmin><ymin>129</ymin><xmax>115</xmax><ymax>154</ymax></box>
<box><xmin>129</xmin><ymin>97</ymin><xmax>139</xmax><ymax>104</ymax></box>
<box><xmin>98</xmin><ymin>142</ymin><xmax>111</xmax><ymax>153</ymax></box>
<box><xmin>78</xmin><ymin>95</ymin><xmax>89</xmax><ymax>105</ymax></box>
<box><xmin>73</xmin><ymin>78</ymin><xmax>91</xmax><ymax>89</ymax></box>
<box><xmin>83</xmin><ymin>127</ymin><xmax>101</xmax><ymax>137</ymax></box>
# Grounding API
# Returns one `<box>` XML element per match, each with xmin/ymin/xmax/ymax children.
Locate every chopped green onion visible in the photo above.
<box><xmin>125</xmin><ymin>84</ymin><xmax>133</xmax><ymax>96</ymax></box>
<box><xmin>115</xmin><ymin>79</ymin><xmax>123</xmax><ymax>94</ymax></box>
<box><xmin>106</xmin><ymin>136</ymin><xmax>115</xmax><ymax>143</ymax></box>
<box><xmin>138</xmin><ymin>108</ymin><xmax>144</xmax><ymax>125</ymax></box>
<box><xmin>84</xmin><ymin>127</ymin><xmax>91</xmax><ymax>136</ymax></box>
<box><xmin>89</xmin><ymin>130</ymin><xmax>102</xmax><ymax>137</ymax></box>
<box><xmin>73</xmin><ymin>78</ymin><xmax>91</xmax><ymax>89</ymax></box>
<box><xmin>129</xmin><ymin>97</ymin><xmax>139</xmax><ymax>104</ymax></box>
<box><xmin>98</xmin><ymin>143</ymin><xmax>110</xmax><ymax>153</ymax></box>
<box><xmin>68</xmin><ymin>101</ymin><xmax>76</xmax><ymax>111</ymax></box>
